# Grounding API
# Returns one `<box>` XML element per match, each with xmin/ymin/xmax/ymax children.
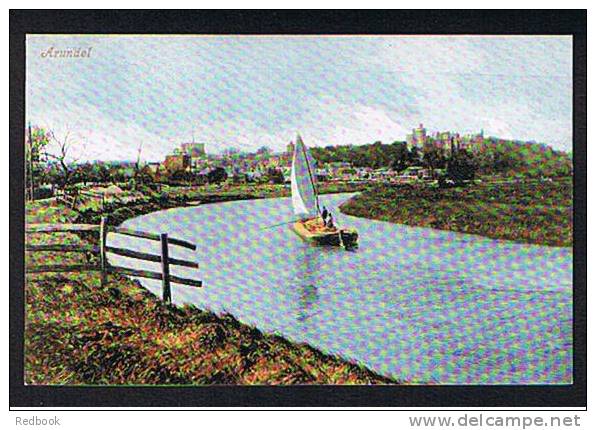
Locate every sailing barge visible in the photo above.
<box><xmin>290</xmin><ymin>135</ymin><xmax>358</xmax><ymax>248</ymax></box>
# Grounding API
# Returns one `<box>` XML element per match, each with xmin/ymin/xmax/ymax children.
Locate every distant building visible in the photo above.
<box><xmin>286</xmin><ymin>141</ymin><xmax>295</xmax><ymax>155</ymax></box>
<box><xmin>414</xmin><ymin>123</ymin><xmax>427</xmax><ymax>144</ymax></box>
<box><xmin>163</xmin><ymin>153</ymin><xmax>191</xmax><ymax>172</ymax></box>
<box><xmin>405</xmin><ymin>124</ymin><xmax>485</xmax><ymax>154</ymax></box>
<box><xmin>146</xmin><ymin>162</ymin><xmax>162</xmax><ymax>174</ymax></box>
<box><xmin>407</xmin><ymin>123</ymin><xmax>428</xmax><ymax>149</ymax></box>
<box><xmin>181</xmin><ymin>142</ymin><xmax>206</xmax><ymax>158</ymax></box>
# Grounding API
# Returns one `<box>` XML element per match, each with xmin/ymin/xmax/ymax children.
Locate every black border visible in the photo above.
<box><xmin>9</xmin><ymin>9</ymin><xmax>587</xmax><ymax>408</ymax></box>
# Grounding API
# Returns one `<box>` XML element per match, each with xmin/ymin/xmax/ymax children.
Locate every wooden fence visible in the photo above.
<box><xmin>78</xmin><ymin>189</ymin><xmax>128</xmax><ymax>211</ymax></box>
<box><xmin>55</xmin><ymin>189</ymin><xmax>78</xmax><ymax>209</ymax></box>
<box><xmin>56</xmin><ymin>188</ymin><xmax>125</xmax><ymax>211</ymax></box>
<box><xmin>78</xmin><ymin>189</ymin><xmax>106</xmax><ymax>209</ymax></box>
<box><xmin>25</xmin><ymin>217</ymin><xmax>201</xmax><ymax>303</ymax></box>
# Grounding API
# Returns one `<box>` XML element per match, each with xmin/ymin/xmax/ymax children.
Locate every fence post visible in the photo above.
<box><xmin>160</xmin><ymin>233</ymin><xmax>171</xmax><ymax>303</ymax></box>
<box><xmin>100</xmin><ymin>216</ymin><xmax>107</xmax><ymax>286</ymax></box>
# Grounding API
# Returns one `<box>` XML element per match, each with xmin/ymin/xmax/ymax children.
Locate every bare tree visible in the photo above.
<box><xmin>44</xmin><ymin>129</ymin><xmax>81</xmax><ymax>192</ymax></box>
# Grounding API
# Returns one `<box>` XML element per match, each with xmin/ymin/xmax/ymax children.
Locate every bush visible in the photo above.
<box><xmin>446</xmin><ymin>153</ymin><xmax>476</xmax><ymax>183</ymax></box>
<box><xmin>266</xmin><ymin>168</ymin><xmax>285</xmax><ymax>185</ymax></box>
<box><xmin>207</xmin><ymin>167</ymin><xmax>228</xmax><ymax>184</ymax></box>
<box><xmin>33</xmin><ymin>186</ymin><xmax>54</xmax><ymax>200</ymax></box>
<box><xmin>157</xmin><ymin>192</ymin><xmax>170</xmax><ymax>205</ymax></box>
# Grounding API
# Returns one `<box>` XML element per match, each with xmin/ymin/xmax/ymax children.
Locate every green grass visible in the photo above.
<box><xmin>25</xmin><ymin>198</ymin><xmax>397</xmax><ymax>385</ymax></box>
<box><xmin>340</xmin><ymin>179</ymin><xmax>572</xmax><ymax>247</ymax></box>
<box><xmin>74</xmin><ymin>182</ymin><xmax>366</xmax><ymax>225</ymax></box>
<box><xmin>163</xmin><ymin>181</ymin><xmax>365</xmax><ymax>202</ymax></box>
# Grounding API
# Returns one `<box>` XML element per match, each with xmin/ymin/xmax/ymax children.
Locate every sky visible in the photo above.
<box><xmin>26</xmin><ymin>35</ymin><xmax>573</xmax><ymax>162</ymax></box>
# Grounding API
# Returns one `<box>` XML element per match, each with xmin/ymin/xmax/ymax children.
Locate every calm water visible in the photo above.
<box><xmin>107</xmin><ymin>193</ymin><xmax>572</xmax><ymax>384</ymax></box>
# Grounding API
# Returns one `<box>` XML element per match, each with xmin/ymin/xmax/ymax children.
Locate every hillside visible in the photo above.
<box><xmin>309</xmin><ymin>139</ymin><xmax>572</xmax><ymax>178</ymax></box>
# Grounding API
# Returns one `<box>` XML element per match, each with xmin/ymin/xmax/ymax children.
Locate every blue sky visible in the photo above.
<box><xmin>26</xmin><ymin>35</ymin><xmax>572</xmax><ymax>162</ymax></box>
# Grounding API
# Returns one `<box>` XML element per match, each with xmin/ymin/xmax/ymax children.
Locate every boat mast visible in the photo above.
<box><xmin>300</xmin><ymin>138</ymin><xmax>321</xmax><ymax>215</ymax></box>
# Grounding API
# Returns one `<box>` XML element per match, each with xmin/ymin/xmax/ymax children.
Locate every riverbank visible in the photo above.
<box><xmin>25</xmin><ymin>197</ymin><xmax>396</xmax><ymax>384</ymax></box>
<box><xmin>75</xmin><ymin>181</ymin><xmax>366</xmax><ymax>225</ymax></box>
<box><xmin>339</xmin><ymin>178</ymin><xmax>572</xmax><ymax>247</ymax></box>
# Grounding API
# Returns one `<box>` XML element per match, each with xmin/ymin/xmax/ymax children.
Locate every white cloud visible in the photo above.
<box><xmin>367</xmin><ymin>36</ymin><xmax>572</xmax><ymax>79</ymax></box>
<box><xmin>360</xmin><ymin>36</ymin><xmax>573</xmax><ymax>149</ymax></box>
<box><xmin>30</xmin><ymin>101</ymin><xmax>176</xmax><ymax>162</ymax></box>
<box><xmin>26</xmin><ymin>35</ymin><xmax>573</xmax><ymax>160</ymax></box>
<box><xmin>299</xmin><ymin>98</ymin><xmax>409</xmax><ymax>146</ymax></box>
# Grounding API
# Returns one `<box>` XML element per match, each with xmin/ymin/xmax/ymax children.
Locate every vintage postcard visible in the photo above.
<box><xmin>14</xmin><ymin>11</ymin><xmax>584</xmax><ymax>409</ymax></box>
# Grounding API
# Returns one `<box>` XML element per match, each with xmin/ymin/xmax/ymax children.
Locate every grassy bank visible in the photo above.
<box><xmin>75</xmin><ymin>181</ymin><xmax>366</xmax><ymax>225</ymax></box>
<box><xmin>340</xmin><ymin>179</ymin><xmax>572</xmax><ymax>247</ymax></box>
<box><xmin>25</xmin><ymin>198</ymin><xmax>396</xmax><ymax>385</ymax></box>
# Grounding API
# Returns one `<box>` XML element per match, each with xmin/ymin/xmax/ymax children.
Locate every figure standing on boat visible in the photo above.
<box><xmin>321</xmin><ymin>206</ymin><xmax>328</xmax><ymax>224</ymax></box>
<box><xmin>326</xmin><ymin>213</ymin><xmax>335</xmax><ymax>229</ymax></box>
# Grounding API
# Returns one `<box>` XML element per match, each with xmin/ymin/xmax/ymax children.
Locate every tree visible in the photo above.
<box><xmin>73</xmin><ymin>162</ymin><xmax>97</xmax><ymax>185</ymax></box>
<box><xmin>408</xmin><ymin>146</ymin><xmax>421</xmax><ymax>165</ymax></box>
<box><xmin>422</xmin><ymin>145</ymin><xmax>445</xmax><ymax>177</ymax></box>
<box><xmin>108</xmin><ymin>164</ymin><xmax>127</xmax><ymax>183</ymax></box>
<box><xmin>390</xmin><ymin>141</ymin><xmax>409</xmax><ymax>172</ymax></box>
<box><xmin>97</xmin><ymin>163</ymin><xmax>113</xmax><ymax>184</ymax></box>
<box><xmin>25</xmin><ymin>124</ymin><xmax>52</xmax><ymax>200</ymax></box>
<box><xmin>223</xmin><ymin>147</ymin><xmax>240</xmax><ymax>158</ymax></box>
<box><xmin>207</xmin><ymin>167</ymin><xmax>228</xmax><ymax>184</ymax></box>
<box><xmin>166</xmin><ymin>168</ymin><xmax>192</xmax><ymax>183</ymax></box>
<box><xmin>446</xmin><ymin>150</ymin><xmax>476</xmax><ymax>183</ymax></box>
<box><xmin>257</xmin><ymin>145</ymin><xmax>272</xmax><ymax>155</ymax></box>
<box><xmin>363</xmin><ymin>141</ymin><xmax>387</xmax><ymax>169</ymax></box>
<box><xmin>266</xmin><ymin>167</ymin><xmax>285</xmax><ymax>184</ymax></box>
<box><xmin>44</xmin><ymin>129</ymin><xmax>80</xmax><ymax>192</ymax></box>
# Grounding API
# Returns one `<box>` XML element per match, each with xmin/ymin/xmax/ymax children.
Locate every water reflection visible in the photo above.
<box><xmin>295</xmin><ymin>245</ymin><xmax>321</xmax><ymax>322</ymax></box>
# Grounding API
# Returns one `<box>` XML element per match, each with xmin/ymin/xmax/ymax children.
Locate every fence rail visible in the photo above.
<box><xmin>25</xmin><ymin>244</ymin><xmax>99</xmax><ymax>253</ymax></box>
<box><xmin>26</xmin><ymin>263</ymin><xmax>101</xmax><ymax>274</ymax></box>
<box><xmin>111</xmin><ymin>227</ymin><xmax>196</xmax><ymax>250</ymax></box>
<box><xmin>104</xmin><ymin>246</ymin><xmax>199</xmax><ymax>268</ymax></box>
<box><xmin>78</xmin><ymin>189</ymin><xmax>127</xmax><ymax>211</ymax></box>
<box><xmin>79</xmin><ymin>189</ymin><xmax>104</xmax><ymax>198</ymax></box>
<box><xmin>25</xmin><ymin>217</ymin><xmax>202</xmax><ymax>303</ymax></box>
<box><xmin>56</xmin><ymin>190</ymin><xmax>78</xmax><ymax>209</ymax></box>
<box><xmin>27</xmin><ymin>223</ymin><xmax>100</xmax><ymax>233</ymax></box>
<box><xmin>107</xmin><ymin>266</ymin><xmax>203</xmax><ymax>288</ymax></box>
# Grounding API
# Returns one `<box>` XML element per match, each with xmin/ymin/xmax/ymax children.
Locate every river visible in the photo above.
<box><xmin>106</xmin><ymin>193</ymin><xmax>573</xmax><ymax>384</ymax></box>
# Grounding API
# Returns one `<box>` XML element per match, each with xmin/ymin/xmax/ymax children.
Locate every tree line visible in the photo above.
<box><xmin>26</xmin><ymin>124</ymin><xmax>572</xmax><ymax>199</ymax></box>
<box><xmin>310</xmin><ymin>139</ymin><xmax>572</xmax><ymax>179</ymax></box>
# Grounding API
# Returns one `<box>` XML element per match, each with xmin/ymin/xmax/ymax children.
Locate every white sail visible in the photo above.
<box><xmin>291</xmin><ymin>135</ymin><xmax>319</xmax><ymax>218</ymax></box>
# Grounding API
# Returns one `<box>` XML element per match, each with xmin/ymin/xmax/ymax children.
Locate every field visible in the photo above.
<box><xmin>340</xmin><ymin>179</ymin><xmax>572</xmax><ymax>247</ymax></box>
<box><xmin>25</xmin><ymin>198</ymin><xmax>396</xmax><ymax>385</ymax></box>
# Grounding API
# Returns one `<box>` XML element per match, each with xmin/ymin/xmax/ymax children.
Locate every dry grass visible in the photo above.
<box><xmin>25</xmin><ymin>199</ymin><xmax>396</xmax><ymax>385</ymax></box>
<box><xmin>340</xmin><ymin>179</ymin><xmax>572</xmax><ymax>247</ymax></box>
